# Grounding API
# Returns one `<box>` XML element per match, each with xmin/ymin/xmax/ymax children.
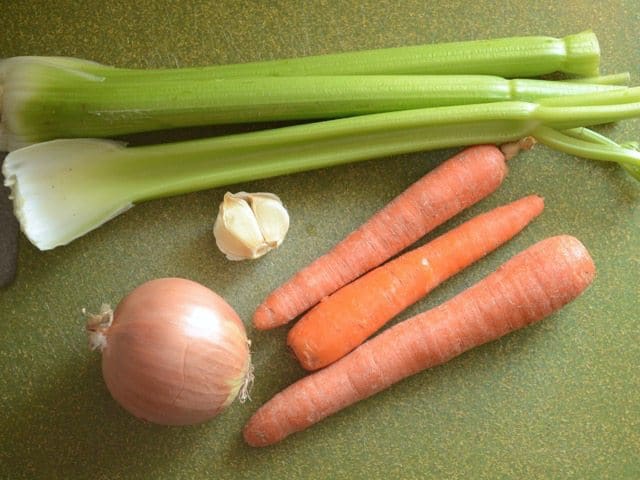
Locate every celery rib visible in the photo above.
<box><xmin>199</xmin><ymin>30</ymin><xmax>600</xmax><ymax>78</ymax></box>
<box><xmin>5</xmin><ymin>87</ymin><xmax>640</xmax><ymax>251</ymax></box>
<box><xmin>47</xmin><ymin>31</ymin><xmax>599</xmax><ymax>78</ymax></box>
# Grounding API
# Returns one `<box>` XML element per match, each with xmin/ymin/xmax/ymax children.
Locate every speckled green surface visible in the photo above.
<box><xmin>1</xmin><ymin>1</ymin><xmax>639</xmax><ymax>479</ymax></box>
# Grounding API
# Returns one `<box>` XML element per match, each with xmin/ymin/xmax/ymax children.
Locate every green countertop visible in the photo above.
<box><xmin>1</xmin><ymin>1</ymin><xmax>638</xmax><ymax>479</ymax></box>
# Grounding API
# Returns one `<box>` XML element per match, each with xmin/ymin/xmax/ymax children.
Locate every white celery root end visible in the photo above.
<box><xmin>2</xmin><ymin>138</ymin><xmax>132</xmax><ymax>250</ymax></box>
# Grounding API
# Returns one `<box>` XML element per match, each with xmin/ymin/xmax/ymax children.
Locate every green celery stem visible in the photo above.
<box><xmin>101</xmin><ymin>88</ymin><xmax>640</xmax><ymax>201</ymax></box>
<box><xmin>189</xmin><ymin>30</ymin><xmax>600</xmax><ymax>77</ymax></box>
<box><xmin>9</xmin><ymin>72</ymin><xmax>619</xmax><ymax>144</ymax></box>
<box><xmin>51</xmin><ymin>30</ymin><xmax>601</xmax><ymax>78</ymax></box>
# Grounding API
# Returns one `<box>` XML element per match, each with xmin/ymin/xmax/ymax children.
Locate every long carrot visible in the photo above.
<box><xmin>253</xmin><ymin>144</ymin><xmax>509</xmax><ymax>330</ymax></box>
<box><xmin>244</xmin><ymin>235</ymin><xmax>595</xmax><ymax>447</ymax></box>
<box><xmin>288</xmin><ymin>194</ymin><xmax>544</xmax><ymax>371</ymax></box>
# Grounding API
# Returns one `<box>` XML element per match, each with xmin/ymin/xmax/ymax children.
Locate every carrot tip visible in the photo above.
<box><xmin>252</xmin><ymin>306</ymin><xmax>273</xmax><ymax>330</ymax></box>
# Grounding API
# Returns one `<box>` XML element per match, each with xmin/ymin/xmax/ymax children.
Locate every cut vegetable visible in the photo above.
<box><xmin>243</xmin><ymin>235</ymin><xmax>596</xmax><ymax>447</ymax></box>
<box><xmin>0</xmin><ymin>56</ymin><xmax>615</xmax><ymax>150</ymax></box>
<box><xmin>4</xmin><ymin>88</ymin><xmax>640</xmax><ymax>250</ymax></box>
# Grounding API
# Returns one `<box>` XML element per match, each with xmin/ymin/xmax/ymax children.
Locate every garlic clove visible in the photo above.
<box><xmin>214</xmin><ymin>193</ymin><xmax>266</xmax><ymax>261</ymax></box>
<box><xmin>248</xmin><ymin>193</ymin><xmax>290</xmax><ymax>246</ymax></box>
<box><xmin>213</xmin><ymin>191</ymin><xmax>289</xmax><ymax>261</ymax></box>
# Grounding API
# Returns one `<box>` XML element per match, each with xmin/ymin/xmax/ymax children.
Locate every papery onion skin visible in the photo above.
<box><xmin>97</xmin><ymin>277</ymin><xmax>252</xmax><ymax>426</ymax></box>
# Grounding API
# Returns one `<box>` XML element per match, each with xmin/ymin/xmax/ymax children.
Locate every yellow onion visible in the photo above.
<box><xmin>85</xmin><ymin>277</ymin><xmax>253</xmax><ymax>426</ymax></box>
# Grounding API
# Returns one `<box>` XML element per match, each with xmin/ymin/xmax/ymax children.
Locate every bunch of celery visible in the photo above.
<box><xmin>0</xmin><ymin>31</ymin><xmax>601</xmax><ymax>150</ymax></box>
<box><xmin>2</xmin><ymin>30</ymin><xmax>640</xmax><ymax>250</ymax></box>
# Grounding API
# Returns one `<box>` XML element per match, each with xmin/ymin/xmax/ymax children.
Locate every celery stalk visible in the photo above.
<box><xmin>4</xmin><ymin>87</ymin><xmax>640</xmax><ymax>251</ymax></box>
<box><xmin>17</xmin><ymin>31</ymin><xmax>598</xmax><ymax>79</ymax></box>
<box><xmin>150</xmin><ymin>30</ymin><xmax>599</xmax><ymax>78</ymax></box>
<box><xmin>0</xmin><ymin>56</ymin><xmax>615</xmax><ymax>151</ymax></box>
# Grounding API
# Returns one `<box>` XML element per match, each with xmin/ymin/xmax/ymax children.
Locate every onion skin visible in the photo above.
<box><xmin>97</xmin><ymin>278</ymin><xmax>251</xmax><ymax>426</ymax></box>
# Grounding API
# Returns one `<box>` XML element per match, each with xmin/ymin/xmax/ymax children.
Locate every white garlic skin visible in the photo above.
<box><xmin>213</xmin><ymin>192</ymin><xmax>290</xmax><ymax>261</ymax></box>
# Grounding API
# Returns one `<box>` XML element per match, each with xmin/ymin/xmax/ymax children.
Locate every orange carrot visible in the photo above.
<box><xmin>244</xmin><ymin>235</ymin><xmax>595</xmax><ymax>447</ymax></box>
<box><xmin>288</xmin><ymin>194</ymin><xmax>544</xmax><ymax>371</ymax></box>
<box><xmin>253</xmin><ymin>145</ymin><xmax>509</xmax><ymax>330</ymax></box>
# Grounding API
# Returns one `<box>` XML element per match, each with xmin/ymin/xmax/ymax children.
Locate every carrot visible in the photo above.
<box><xmin>244</xmin><ymin>235</ymin><xmax>595</xmax><ymax>447</ymax></box>
<box><xmin>253</xmin><ymin>144</ymin><xmax>509</xmax><ymax>330</ymax></box>
<box><xmin>288</xmin><ymin>194</ymin><xmax>545</xmax><ymax>371</ymax></box>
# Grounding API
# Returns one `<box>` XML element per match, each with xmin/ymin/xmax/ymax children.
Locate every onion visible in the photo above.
<box><xmin>85</xmin><ymin>277</ymin><xmax>253</xmax><ymax>426</ymax></box>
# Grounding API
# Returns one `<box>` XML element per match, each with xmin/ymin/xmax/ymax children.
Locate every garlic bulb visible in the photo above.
<box><xmin>213</xmin><ymin>192</ymin><xmax>289</xmax><ymax>260</ymax></box>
